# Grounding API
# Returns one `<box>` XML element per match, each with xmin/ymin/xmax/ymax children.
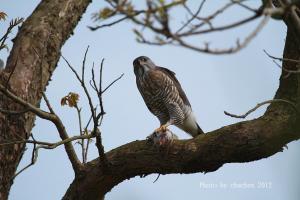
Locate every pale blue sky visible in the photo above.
<box><xmin>1</xmin><ymin>1</ymin><xmax>299</xmax><ymax>200</ymax></box>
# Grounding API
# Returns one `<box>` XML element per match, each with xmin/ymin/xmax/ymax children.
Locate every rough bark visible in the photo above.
<box><xmin>62</xmin><ymin>17</ymin><xmax>300</xmax><ymax>200</ymax></box>
<box><xmin>0</xmin><ymin>0</ymin><xmax>92</xmax><ymax>199</ymax></box>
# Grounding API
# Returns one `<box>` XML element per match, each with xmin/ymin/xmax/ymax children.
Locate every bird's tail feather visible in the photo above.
<box><xmin>196</xmin><ymin>123</ymin><xmax>204</xmax><ymax>135</ymax></box>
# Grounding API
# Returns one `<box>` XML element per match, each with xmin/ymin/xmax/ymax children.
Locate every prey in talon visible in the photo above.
<box><xmin>147</xmin><ymin>129</ymin><xmax>178</xmax><ymax>146</ymax></box>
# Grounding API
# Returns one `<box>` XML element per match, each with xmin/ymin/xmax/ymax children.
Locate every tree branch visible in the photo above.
<box><xmin>264</xmin><ymin>49</ymin><xmax>300</xmax><ymax>63</ymax></box>
<box><xmin>0</xmin><ymin>84</ymin><xmax>54</xmax><ymax>120</ymax></box>
<box><xmin>0</xmin><ymin>18</ymin><xmax>23</xmax><ymax>51</ymax></box>
<box><xmin>13</xmin><ymin>136</ymin><xmax>38</xmax><ymax>178</ymax></box>
<box><xmin>0</xmin><ymin>83</ymin><xmax>83</xmax><ymax>172</ymax></box>
<box><xmin>0</xmin><ymin>133</ymin><xmax>94</xmax><ymax>150</ymax></box>
<box><xmin>63</xmin><ymin>114</ymin><xmax>300</xmax><ymax>199</ymax></box>
<box><xmin>224</xmin><ymin>99</ymin><xmax>298</xmax><ymax>119</ymax></box>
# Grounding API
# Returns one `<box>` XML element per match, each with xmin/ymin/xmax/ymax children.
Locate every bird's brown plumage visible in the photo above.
<box><xmin>156</xmin><ymin>67</ymin><xmax>191</xmax><ymax>107</ymax></box>
<box><xmin>133</xmin><ymin>56</ymin><xmax>204</xmax><ymax>137</ymax></box>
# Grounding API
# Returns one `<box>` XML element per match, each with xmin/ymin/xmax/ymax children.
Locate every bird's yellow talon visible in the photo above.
<box><xmin>155</xmin><ymin>125</ymin><xmax>168</xmax><ymax>133</ymax></box>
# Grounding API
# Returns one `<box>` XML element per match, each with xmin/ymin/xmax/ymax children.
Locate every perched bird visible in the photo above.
<box><xmin>133</xmin><ymin>56</ymin><xmax>204</xmax><ymax>138</ymax></box>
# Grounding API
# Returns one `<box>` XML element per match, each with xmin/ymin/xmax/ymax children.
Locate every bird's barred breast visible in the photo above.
<box><xmin>137</xmin><ymin>70</ymin><xmax>190</xmax><ymax>123</ymax></box>
<box><xmin>143</xmin><ymin>70</ymin><xmax>184</xmax><ymax>105</ymax></box>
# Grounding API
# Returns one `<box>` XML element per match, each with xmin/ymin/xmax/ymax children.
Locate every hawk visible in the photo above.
<box><xmin>133</xmin><ymin>56</ymin><xmax>204</xmax><ymax>138</ymax></box>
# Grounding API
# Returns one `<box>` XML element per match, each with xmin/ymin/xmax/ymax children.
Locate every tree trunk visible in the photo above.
<box><xmin>0</xmin><ymin>0</ymin><xmax>92</xmax><ymax>199</ymax></box>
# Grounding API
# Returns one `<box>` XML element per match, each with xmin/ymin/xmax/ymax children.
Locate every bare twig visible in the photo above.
<box><xmin>224</xmin><ymin>99</ymin><xmax>298</xmax><ymax>119</ymax></box>
<box><xmin>42</xmin><ymin>92</ymin><xmax>55</xmax><ymax>114</ymax></box>
<box><xmin>62</xmin><ymin>55</ymin><xmax>96</xmax><ymax>122</ymax></box>
<box><xmin>178</xmin><ymin>13</ymin><xmax>261</xmax><ymax>37</ymax></box>
<box><xmin>233</xmin><ymin>0</ymin><xmax>259</xmax><ymax>13</ymax></box>
<box><xmin>0</xmin><ymin>18</ymin><xmax>23</xmax><ymax>51</ymax></box>
<box><xmin>0</xmin><ymin>133</ymin><xmax>95</xmax><ymax>149</ymax></box>
<box><xmin>176</xmin><ymin>0</ymin><xmax>207</xmax><ymax>34</ymax></box>
<box><xmin>91</xmin><ymin>1</ymin><xmax>300</xmax><ymax>55</ymax></box>
<box><xmin>89</xmin><ymin>0</ymin><xmax>182</xmax><ymax>31</ymax></box>
<box><xmin>62</xmin><ymin>52</ymin><xmax>124</xmax><ymax>165</ymax></box>
<box><xmin>102</xmin><ymin>73</ymin><xmax>124</xmax><ymax>94</ymax></box>
<box><xmin>179</xmin><ymin>0</ymin><xmax>260</xmax><ymax>37</ymax></box>
<box><xmin>6</xmin><ymin>131</ymin><xmax>95</xmax><ymax>177</ymax></box>
<box><xmin>82</xmin><ymin>46</ymin><xmax>89</xmax><ymax>83</ymax></box>
<box><xmin>153</xmin><ymin>174</ymin><xmax>161</xmax><ymax>183</ymax></box>
<box><xmin>75</xmin><ymin>105</ymin><xmax>86</xmax><ymax>163</ymax></box>
<box><xmin>0</xmin><ymin>139</ymin><xmax>51</xmax><ymax>147</ymax></box>
<box><xmin>89</xmin><ymin>60</ymin><xmax>107</xmax><ymax>164</ymax></box>
<box><xmin>89</xmin><ymin>15</ymin><xmax>134</xmax><ymax>30</ymax></box>
<box><xmin>263</xmin><ymin>49</ymin><xmax>300</xmax><ymax>74</ymax></box>
<box><xmin>13</xmin><ymin>135</ymin><xmax>38</xmax><ymax>178</ymax></box>
<box><xmin>135</xmin><ymin>5</ymin><xmax>268</xmax><ymax>54</ymax></box>
<box><xmin>264</xmin><ymin>49</ymin><xmax>300</xmax><ymax>63</ymax></box>
<box><xmin>98</xmin><ymin>59</ymin><xmax>105</xmax><ymax>115</ymax></box>
<box><xmin>90</xmin><ymin>63</ymin><xmax>102</xmax><ymax>116</ymax></box>
<box><xmin>63</xmin><ymin>54</ymin><xmax>107</xmax><ymax>164</ymax></box>
<box><xmin>84</xmin><ymin>115</ymin><xmax>93</xmax><ymax>162</ymax></box>
<box><xmin>172</xmin><ymin>15</ymin><xmax>269</xmax><ymax>54</ymax></box>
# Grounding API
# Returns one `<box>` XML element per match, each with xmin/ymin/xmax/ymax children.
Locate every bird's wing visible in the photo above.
<box><xmin>157</xmin><ymin>66</ymin><xmax>191</xmax><ymax>107</ymax></box>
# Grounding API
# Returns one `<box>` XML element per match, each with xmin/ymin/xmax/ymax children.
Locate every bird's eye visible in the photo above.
<box><xmin>141</xmin><ymin>57</ymin><xmax>146</xmax><ymax>62</ymax></box>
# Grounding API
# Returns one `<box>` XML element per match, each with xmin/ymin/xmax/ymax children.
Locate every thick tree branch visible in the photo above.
<box><xmin>63</xmin><ymin>114</ymin><xmax>300</xmax><ymax>200</ymax></box>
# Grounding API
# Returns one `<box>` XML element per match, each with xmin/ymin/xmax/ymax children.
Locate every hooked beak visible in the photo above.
<box><xmin>133</xmin><ymin>58</ymin><xmax>138</xmax><ymax>66</ymax></box>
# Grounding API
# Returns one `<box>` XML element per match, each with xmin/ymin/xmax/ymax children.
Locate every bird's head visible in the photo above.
<box><xmin>133</xmin><ymin>56</ymin><xmax>155</xmax><ymax>76</ymax></box>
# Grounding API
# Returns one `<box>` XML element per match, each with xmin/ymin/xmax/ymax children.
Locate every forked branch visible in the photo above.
<box><xmin>0</xmin><ymin>84</ymin><xmax>83</xmax><ymax>173</ymax></box>
<box><xmin>89</xmin><ymin>1</ymin><xmax>300</xmax><ymax>55</ymax></box>
<box><xmin>62</xmin><ymin>48</ymin><xmax>124</xmax><ymax>166</ymax></box>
